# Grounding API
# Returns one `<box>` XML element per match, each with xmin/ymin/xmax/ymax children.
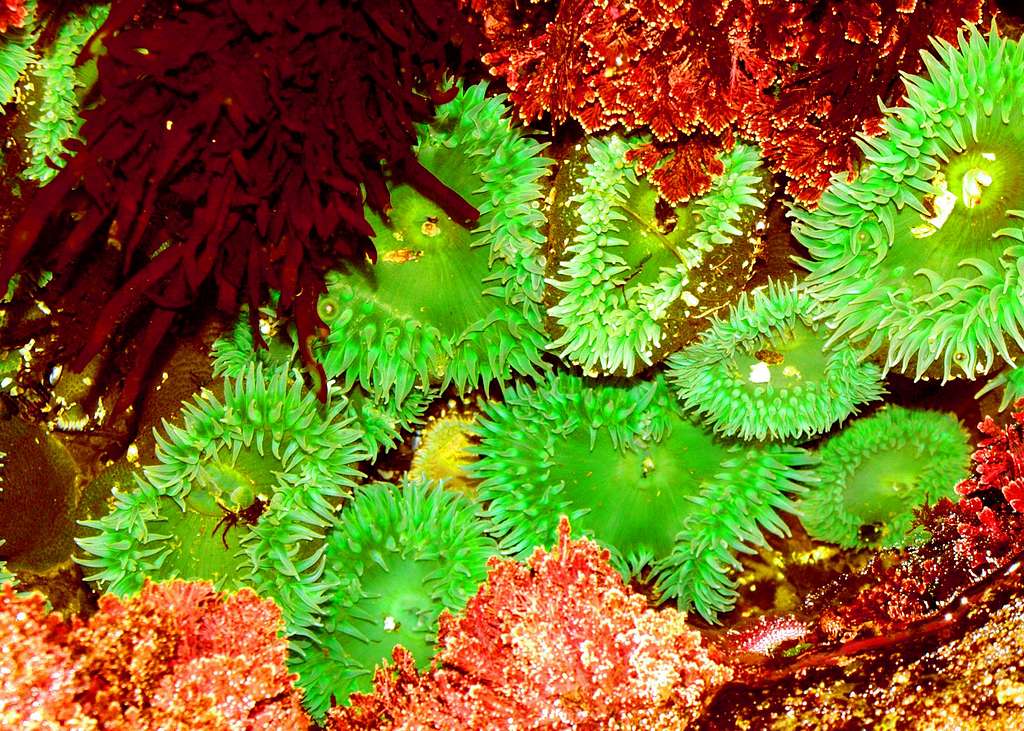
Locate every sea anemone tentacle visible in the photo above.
<box><xmin>798</xmin><ymin>406</ymin><xmax>971</xmax><ymax>549</ymax></box>
<box><xmin>793</xmin><ymin>24</ymin><xmax>1024</xmax><ymax>383</ymax></box>
<box><xmin>667</xmin><ymin>277</ymin><xmax>886</xmax><ymax>442</ymax></box>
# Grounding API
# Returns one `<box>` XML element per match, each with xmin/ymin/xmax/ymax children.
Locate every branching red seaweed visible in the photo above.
<box><xmin>329</xmin><ymin>518</ymin><xmax>730</xmax><ymax>730</ymax></box>
<box><xmin>0</xmin><ymin>580</ymin><xmax>310</xmax><ymax>729</ymax></box>
<box><xmin>0</xmin><ymin>0</ymin><xmax>480</xmax><ymax>412</ymax></box>
<box><xmin>465</xmin><ymin>0</ymin><xmax>985</xmax><ymax>202</ymax></box>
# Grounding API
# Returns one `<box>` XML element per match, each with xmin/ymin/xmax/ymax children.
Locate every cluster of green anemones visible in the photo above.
<box><xmin>470</xmin><ymin>373</ymin><xmax>816</xmax><ymax>621</ymax></box>
<box><xmin>667</xmin><ymin>278</ymin><xmax>886</xmax><ymax>442</ymax></box>
<box><xmin>793</xmin><ymin>25</ymin><xmax>1024</xmax><ymax>383</ymax></box>
<box><xmin>291</xmin><ymin>479</ymin><xmax>495</xmax><ymax>717</ymax></box>
<box><xmin>315</xmin><ymin>82</ymin><xmax>551</xmax><ymax>404</ymax></box>
<box><xmin>799</xmin><ymin>406</ymin><xmax>971</xmax><ymax>549</ymax></box>
<box><xmin>75</xmin><ymin>364</ymin><xmax>364</xmax><ymax>636</ymax></box>
<box><xmin>545</xmin><ymin>134</ymin><xmax>768</xmax><ymax>376</ymax></box>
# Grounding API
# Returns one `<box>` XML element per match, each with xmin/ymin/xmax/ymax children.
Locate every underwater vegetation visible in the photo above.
<box><xmin>329</xmin><ymin>519</ymin><xmax>730</xmax><ymax>730</ymax></box>
<box><xmin>798</xmin><ymin>406</ymin><xmax>971</xmax><ymax>549</ymax></box>
<box><xmin>471</xmin><ymin>373</ymin><xmax>816</xmax><ymax>621</ymax></box>
<box><xmin>545</xmin><ymin>135</ymin><xmax>768</xmax><ymax>376</ymax></box>
<box><xmin>293</xmin><ymin>479</ymin><xmax>495</xmax><ymax>716</ymax></box>
<box><xmin>0</xmin><ymin>580</ymin><xmax>310</xmax><ymax>727</ymax></box>
<box><xmin>75</xmin><ymin>365</ymin><xmax>364</xmax><ymax>637</ymax></box>
<box><xmin>466</xmin><ymin>0</ymin><xmax>984</xmax><ymax>202</ymax></box>
<box><xmin>316</xmin><ymin>82</ymin><xmax>550</xmax><ymax>403</ymax></box>
<box><xmin>0</xmin><ymin>0</ymin><xmax>481</xmax><ymax>410</ymax></box>
<box><xmin>667</xmin><ymin>278</ymin><xmax>886</xmax><ymax>442</ymax></box>
<box><xmin>794</xmin><ymin>25</ymin><xmax>1024</xmax><ymax>384</ymax></box>
<box><xmin>5</xmin><ymin>2</ymin><xmax>1024</xmax><ymax>728</ymax></box>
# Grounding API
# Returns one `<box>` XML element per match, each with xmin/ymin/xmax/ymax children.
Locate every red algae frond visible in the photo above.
<box><xmin>329</xmin><ymin>518</ymin><xmax>730</xmax><ymax>730</ymax></box>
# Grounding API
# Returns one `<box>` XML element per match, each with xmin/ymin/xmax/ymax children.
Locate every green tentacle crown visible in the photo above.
<box><xmin>545</xmin><ymin>134</ymin><xmax>769</xmax><ymax>376</ymax></box>
<box><xmin>793</xmin><ymin>25</ymin><xmax>1024</xmax><ymax>382</ymax></box>
<box><xmin>316</xmin><ymin>82</ymin><xmax>551</xmax><ymax>403</ymax></box>
<box><xmin>471</xmin><ymin>373</ymin><xmax>817</xmax><ymax>621</ymax></box>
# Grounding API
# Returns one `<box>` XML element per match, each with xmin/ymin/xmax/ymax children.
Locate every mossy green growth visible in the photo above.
<box><xmin>22</xmin><ymin>3</ymin><xmax>108</xmax><ymax>182</ymax></box>
<box><xmin>793</xmin><ymin>25</ymin><xmax>1024</xmax><ymax>383</ymax></box>
<box><xmin>667</xmin><ymin>278</ymin><xmax>886</xmax><ymax>442</ymax></box>
<box><xmin>316</xmin><ymin>81</ymin><xmax>551</xmax><ymax>403</ymax></box>
<box><xmin>545</xmin><ymin>134</ymin><xmax>768</xmax><ymax>376</ymax></box>
<box><xmin>471</xmin><ymin>373</ymin><xmax>817</xmax><ymax>621</ymax></box>
<box><xmin>291</xmin><ymin>479</ymin><xmax>495</xmax><ymax>717</ymax></box>
<box><xmin>799</xmin><ymin>406</ymin><xmax>971</xmax><ymax>549</ymax></box>
<box><xmin>75</xmin><ymin>364</ymin><xmax>365</xmax><ymax>637</ymax></box>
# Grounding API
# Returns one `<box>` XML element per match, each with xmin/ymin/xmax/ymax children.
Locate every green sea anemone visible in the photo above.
<box><xmin>211</xmin><ymin>305</ymin><xmax>430</xmax><ymax>461</ymax></box>
<box><xmin>408</xmin><ymin>410</ymin><xmax>479</xmax><ymax>496</ymax></box>
<box><xmin>666</xmin><ymin>278</ymin><xmax>886</xmax><ymax>442</ymax></box>
<box><xmin>22</xmin><ymin>3</ymin><xmax>108</xmax><ymax>182</ymax></box>
<box><xmin>975</xmin><ymin>364</ymin><xmax>1024</xmax><ymax>411</ymax></box>
<box><xmin>75</xmin><ymin>364</ymin><xmax>364</xmax><ymax>637</ymax></box>
<box><xmin>471</xmin><ymin>373</ymin><xmax>816</xmax><ymax>621</ymax></box>
<box><xmin>316</xmin><ymin>81</ymin><xmax>550</xmax><ymax>403</ymax></box>
<box><xmin>793</xmin><ymin>25</ymin><xmax>1024</xmax><ymax>383</ymax></box>
<box><xmin>798</xmin><ymin>406</ymin><xmax>971</xmax><ymax>549</ymax></box>
<box><xmin>545</xmin><ymin>134</ymin><xmax>769</xmax><ymax>376</ymax></box>
<box><xmin>290</xmin><ymin>478</ymin><xmax>495</xmax><ymax>716</ymax></box>
<box><xmin>210</xmin><ymin>305</ymin><xmax>293</xmax><ymax>380</ymax></box>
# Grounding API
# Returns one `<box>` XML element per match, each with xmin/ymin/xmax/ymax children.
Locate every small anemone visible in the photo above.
<box><xmin>74</xmin><ymin>364</ymin><xmax>365</xmax><ymax>637</ymax></box>
<box><xmin>799</xmin><ymin>406</ymin><xmax>971</xmax><ymax>549</ymax></box>
<box><xmin>975</xmin><ymin>364</ymin><xmax>1024</xmax><ymax>412</ymax></box>
<box><xmin>793</xmin><ymin>25</ymin><xmax>1024</xmax><ymax>382</ymax></box>
<box><xmin>667</xmin><ymin>278</ymin><xmax>886</xmax><ymax>442</ymax></box>
<box><xmin>470</xmin><ymin>373</ymin><xmax>816</xmax><ymax>621</ymax></box>
<box><xmin>290</xmin><ymin>478</ymin><xmax>495</xmax><ymax>717</ymax></box>
<box><xmin>316</xmin><ymin>81</ymin><xmax>551</xmax><ymax>403</ymax></box>
<box><xmin>408</xmin><ymin>410</ymin><xmax>479</xmax><ymax>496</ymax></box>
<box><xmin>545</xmin><ymin>134</ymin><xmax>769</xmax><ymax>376</ymax></box>
<box><xmin>210</xmin><ymin>304</ymin><xmax>292</xmax><ymax>380</ymax></box>
<box><xmin>211</xmin><ymin>304</ymin><xmax>430</xmax><ymax>462</ymax></box>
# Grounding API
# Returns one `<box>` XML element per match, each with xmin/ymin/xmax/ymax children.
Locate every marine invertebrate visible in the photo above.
<box><xmin>975</xmin><ymin>365</ymin><xmax>1024</xmax><ymax>412</ymax></box>
<box><xmin>316</xmin><ymin>81</ymin><xmax>550</xmax><ymax>403</ymax></box>
<box><xmin>956</xmin><ymin>405</ymin><xmax>1024</xmax><ymax>512</ymax></box>
<box><xmin>793</xmin><ymin>25</ymin><xmax>1024</xmax><ymax>382</ymax></box>
<box><xmin>22</xmin><ymin>3</ymin><xmax>108</xmax><ymax>183</ymax></box>
<box><xmin>471</xmin><ymin>372</ymin><xmax>816</xmax><ymax>620</ymax></box>
<box><xmin>329</xmin><ymin>519</ymin><xmax>731</xmax><ymax>730</ymax></box>
<box><xmin>408</xmin><ymin>410</ymin><xmax>479</xmax><ymax>496</ymax></box>
<box><xmin>0</xmin><ymin>580</ymin><xmax>310</xmax><ymax>727</ymax></box>
<box><xmin>75</xmin><ymin>364</ymin><xmax>364</xmax><ymax>637</ymax></box>
<box><xmin>466</xmin><ymin>0</ymin><xmax>983</xmax><ymax>202</ymax></box>
<box><xmin>667</xmin><ymin>278</ymin><xmax>885</xmax><ymax>442</ymax></box>
<box><xmin>0</xmin><ymin>0</ymin><xmax>481</xmax><ymax>411</ymax></box>
<box><xmin>291</xmin><ymin>479</ymin><xmax>495</xmax><ymax>716</ymax></box>
<box><xmin>546</xmin><ymin>135</ymin><xmax>768</xmax><ymax>376</ymax></box>
<box><xmin>799</xmin><ymin>407</ymin><xmax>971</xmax><ymax>549</ymax></box>
<box><xmin>211</xmin><ymin>305</ymin><xmax>431</xmax><ymax>461</ymax></box>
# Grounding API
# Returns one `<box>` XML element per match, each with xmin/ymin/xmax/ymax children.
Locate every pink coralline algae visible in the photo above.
<box><xmin>0</xmin><ymin>580</ymin><xmax>310</xmax><ymax>730</ymax></box>
<box><xmin>0</xmin><ymin>0</ymin><xmax>27</xmax><ymax>33</ymax></box>
<box><xmin>957</xmin><ymin>404</ymin><xmax>1024</xmax><ymax>513</ymax></box>
<box><xmin>329</xmin><ymin>518</ymin><xmax>730</xmax><ymax>730</ymax></box>
<box><xmin>464</xmin><ymin>0</ymin><xmax>984</xmax><ymax>202</ymax></box>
